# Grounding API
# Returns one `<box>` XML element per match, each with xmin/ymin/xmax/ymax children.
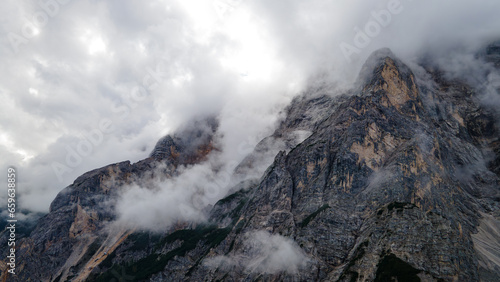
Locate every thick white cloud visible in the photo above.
<box><xmin>204</xmin><ymin>230</ymin><xmax>309</xmax><ymax>274</ymax></box>
<box><xmin>0</xmin><ymin>0</ymin><xmax>499</xmax><ymax>214</ymax></box>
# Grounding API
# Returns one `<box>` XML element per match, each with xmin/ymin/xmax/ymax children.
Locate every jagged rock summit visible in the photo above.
<box><xmin>1</xmin><ymin>48</ymin><xmax>499</xmax><ymax>281</ymax></box>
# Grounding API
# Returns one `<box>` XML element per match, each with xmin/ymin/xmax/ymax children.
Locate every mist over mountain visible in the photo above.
<box><xmin>1</xmin><ymin>1</ymin><xmax>500</xmax><ymax>281</ymax></box>
<box><xmin>1</xmin><ymin>0</ymin><xmax>500</xmax><ymax>216</ymax></box>
<box><xmin>1</xmin><ymin>43</ymin><xmax>499</xmax><ymax>281</ymax></box>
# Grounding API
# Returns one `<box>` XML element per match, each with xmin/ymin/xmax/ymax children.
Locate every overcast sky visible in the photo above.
<box><xmin>1</xmin><ymin>0</ymin><xmax>500</xmax><ymax>214</ymax></box>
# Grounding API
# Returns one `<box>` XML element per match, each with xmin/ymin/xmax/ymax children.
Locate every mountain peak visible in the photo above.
<box><xmin>150</xmin><ymin>116</ymin><xmax>218</xmax><ymax>165</ymax></box>
<box><xmin>357</xmin><ymin>49</ymin><xmax>421</xmax><ymax>115</ymax></box>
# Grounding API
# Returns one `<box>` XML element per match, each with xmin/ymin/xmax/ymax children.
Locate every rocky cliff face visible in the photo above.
<box><xmin>1</xmin><ymin>48</ymin><xmax>499</xmax><ymax>282</ymax></box>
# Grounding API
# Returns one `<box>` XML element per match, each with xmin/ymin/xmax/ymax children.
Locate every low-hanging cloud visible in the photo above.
<box><xmin>203</xmin><ymin>230</ymin><xmax>309</xmax><ymax>274</ymax></box>
<box><xmin>112</xmin><ymin>116</ymin><xmax>290</xmax><ymax>232</ymax></box>
<box><xmin>1</xmin><ymin>0</ymin><xmax>500</xmax><ymax>216</ymax></box>
<box><xmin>113</xmin><ymin>161</ymin><xmax>221</xmax><ymax>232</ymax></box>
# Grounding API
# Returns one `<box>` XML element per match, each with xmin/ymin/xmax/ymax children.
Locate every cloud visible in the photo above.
<box><xmin>204</xmin><ymin>230</ymin><xmax>309</xmax><ymax>274</ymax></box>
<box><xmin>0</xmin><ymin>0</ymin><xmax>499</xmax><ymax>216</ymax></box>
<box><xmin>112</xmin><ymin>116</ymin><xmax>291</xmax><ymax>232</ymax></box>
<box><xmin>363</xmin><ymin>167</ymin><xmax>396</xmax><ymax>195</ymax></box>
<box><xmin>113</xmin><ymin>163</ymin><xmax>216</xmax><ymax>232</ymax></box>
<box><xmin>113</xmin><ymin>153</ymin><xmax>240</xmax><ymax>232</ymax></box>
<box><xmin>0</xmin><ymin>0</ymin><xmax>299</xmax><ymax>214</ymax></box>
